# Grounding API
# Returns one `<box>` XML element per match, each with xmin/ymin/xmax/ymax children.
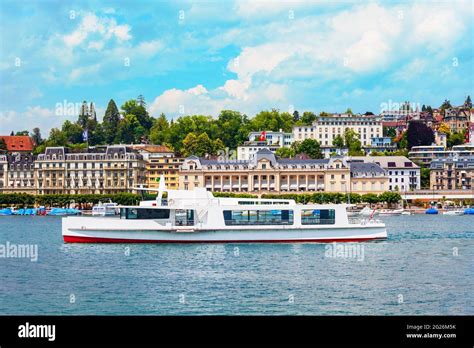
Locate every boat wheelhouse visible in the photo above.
<box><xmin>62</xmin><ymin>178</ymin><xmax>387</xmax><ymax>243</ymax></box>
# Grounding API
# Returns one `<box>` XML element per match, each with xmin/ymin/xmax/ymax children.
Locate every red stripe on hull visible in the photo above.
<box><xmin>63</xmin><ymin>235</ymin><xmax>386</xmax><ymax>244</ymax></box>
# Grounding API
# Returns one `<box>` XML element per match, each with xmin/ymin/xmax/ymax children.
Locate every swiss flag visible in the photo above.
<box><xmin>259</xmin><ymin>130</ymin><xmax>266</xmax><ymax>141</ymax></box>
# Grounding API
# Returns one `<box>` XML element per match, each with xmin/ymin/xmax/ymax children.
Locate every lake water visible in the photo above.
<box><xmin>0</xmin><ymin>215</ymin><xmax>473</xmax><ymax>315</ymax></box>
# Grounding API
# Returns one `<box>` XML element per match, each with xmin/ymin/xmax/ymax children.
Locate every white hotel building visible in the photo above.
<box><xmin>350</xmin><ymin>156</ymin><xmax>420</xmax><ymax>191</ymax></box>
<box><xmin>292</xmin><ymin>114</ymin><xmax>383</xmax><ymax>147</ymax></box>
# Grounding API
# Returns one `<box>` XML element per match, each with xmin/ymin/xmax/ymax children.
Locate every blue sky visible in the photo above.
<box><xmin>0</xmin><ymin>0</ymin><xmax>473</xmax><ymax>135</ymax></box>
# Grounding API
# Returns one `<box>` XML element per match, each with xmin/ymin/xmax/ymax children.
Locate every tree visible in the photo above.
<box><xmin>137</xmin><ymin>94</ymin><xmax>146</xmax><ymax>107</ymax></box>
<box><xmin>292</xmin><ymin>110</ymin><xmax>300</xmax><ymax>122</ymax></box>
<box><xmin>439</xmin><ymin>99</ymin><xmax>452</xmax><ymax>115</ymax></box>
<box><xmin>167</xmin><ymin>115</ymin><xmax>218</xmax><ymax>154</ymax></box>
<box><xmin>437</xmin><ymin>123</ymin><xmax>450</xmax><ymax>135</ymax></box>
<box><xmin>116</xmin><ymin>114</ymin><xmax>144</xmax><ymax>144</ymax></box>
<box><xmin>61</xmin><ymin>120</ymin><xmax>83</xmax><ymax>144</ymax></box>
<box><xmin>0</xmin><ymin>138</ymin><xmax>6</xmax><ymax>151</ymax></box>
<box><xmin>275</xmin><ymin>147</ymin><xmax>295</xmax><ymax>158</ymax></box>
<box><xmin>397</xmin><ymin>131</ymin><xmax>408</xmax><ymax>150</ymax></box>
<box><xmin>447</xmin><ymin>131</ymin><xmax>465</xmax><ymax>147</ymax></box>
<box><xmin>215</xmin><ymin>110</ymin><xmax>250</xmax><ymax>149</ymax></box>
<box><xmin>31</xmin><ymin>127</ymin><xmax>42</xmax><ymax>145</ymax></box>
<box><xmin>333</xmin><ymin>135</ymin><xmax>345</xmax><ymax>148</ymax></box>
<box><xmin>361</xmin><ymin>193</ymin><xmax>379</xmax><ymax>205</ymax></box>
<box><xmin>293</xmin><ymin>139</ymin><xmax>323</xmax><ymax>159</ymax></box>
<box><xmin>182</xmin><ymin>132</ymin><xmax>218</xmax><ymax>157</ymax></box>
<box><xmin>150</xmin><ymin>113</ymin><xmax>170</xmax><ymax>145</ymax></box>
<box><xmin>103</xmin><ymin>99</ymin><xmax>121</xmax><ymax>144</ymax></box>
<box><xmin>343</xmin><ymin>128</ymin><xmax>363</xmax><ymax>155</ymax></box>
<box><xmin>406</xmin><ymin>121</ymin><xmax>434</xmax><ymax>149</ymax></box>
<box><xmin>250</xmin><ymin>109</ymin><xmax>294</xmax><ymax>132</ymax></box>
<box><xmin>420</xmin><ymin>167</ymin><xmax>430</xmax><ymax>189</ymax></box>
<box><xmin>47</xmin><ymin>128</ymin><xmax>67</xmax><ymax>146</ymax></box>
<box><xmin>15</xmin><ymin>130</ymin><xmax>29</xmax><ymax>136</ymax></box>
<box><xmin>121</xmin><ymin>99</ymin><xmax>153</xmax><ymax>131</ymax></box>
<box><xmin>379</xmin><ymin>192</ymin><xmax>401</xmax><ymax>206</ymax></box>
<box><xmin>345</xmin><ymin>108</ymin><xmax>353</xmax><ymax>115</ymax></box>
<box><xmin>300</xmin><ymin>111</ymin><xmax>317</xmax><ymax>125</ymax></box>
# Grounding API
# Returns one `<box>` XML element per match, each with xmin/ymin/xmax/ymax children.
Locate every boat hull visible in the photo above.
<box><xmin>62</xmin><ymin>217</ymin><xmax>387</xmax><ymax>243</ymax></box>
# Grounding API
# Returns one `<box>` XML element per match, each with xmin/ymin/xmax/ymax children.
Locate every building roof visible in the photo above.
<box><xmin>350</xmin><ymin>156</ymin><xmax>419</xmax><ymax>169</ymax></box>
<box><xmin>0</xmin><ymin>136</ymin><xmax>35</xmax><ymax>152</ymax></box>
<box><xmin>350</xmin><ymin>162</ymin><xmax>386</xmax><ymax>176</ymax></box>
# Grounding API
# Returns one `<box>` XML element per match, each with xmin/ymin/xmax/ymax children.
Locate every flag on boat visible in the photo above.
<box><xmin>259</xmin><ymin>130</ymin><xmax>266</xmax><ymax>141</ymax></box>
<box><xmin>82</xmin><ymin>129</ymin><xmax>88</xmax><ymax>142</ymax></box>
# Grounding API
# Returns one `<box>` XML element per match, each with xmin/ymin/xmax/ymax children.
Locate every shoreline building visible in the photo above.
<box><xmin>292</xmin><ymin>113</ymin><xmax>383</xmax><ymax>147</ymax></box>
<box><xmin>35</xmin><ymin>146</ymin><xmax>146</xmax><ymax>195</ymax></box>
<box><xmin>179</xmin><ymin>149</ymin><xmax>387</xmax><ymax>194</ymax></box>
<box><xmin>409</xmin><ymin>144</ymin><xmax>474</xmax><ymax>166</ymax></box>
<box><xmin>129</xmin><ymin>144</ymin><xmax>183</xmax><ymax>189</ymax></box>
<box><xmin>237</xmin><ymin>141</ymin><xmax>281</xmax><ymax>161</ymax></box>
<box><xmin>247</xmin><ymin>130</ymin><xmax>293</xmax><ymax>147</ymax></box>
<box><xmin>430</xmin><ymin>156</ymin><xmax>474</xmax><ymax>190</ymax></box>
<box><xmin>0</xmin><ymin>153</ymin><xmax>36</xmax><ymax>193</ymax></box>
<box><xmin>349</xmin><ymin>162</ymin><xmax>388</xmax><ymax>194</ymax></box>
<box><xmin>349</xmin><ymin>156</ymin><xmax>420</xmax><ymax>191</ymax></box>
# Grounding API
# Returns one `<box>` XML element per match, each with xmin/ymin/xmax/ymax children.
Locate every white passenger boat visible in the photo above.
<box><xmin>62</xmin><ymin>177</ymin><xmax>387</xmax><ymax>244</ymax></box>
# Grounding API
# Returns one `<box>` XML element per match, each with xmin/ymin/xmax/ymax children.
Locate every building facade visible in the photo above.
<box><xmin>179</xmin><ymin>149</ymin><xmax>387</xmax><ymax>194</ymax></box>
<box><xmin>349</xmin><ymin>162</ymin><xmax>389</xmax><ymax>194</ymax></box>
<box><xmin>350</xmin><ymin>156</ymin><xmax>420</xmax><ymax>191</ymax></box>
<box><xmin>292</xmin><ymin>114</ymin><xmax>383</xmax><ymax>147</ymax></box>
<box><xmin>35</xmin><ymin>146</ymin><xmax>146</xmax><ymax>194</ymax></box>
<box><xmin>409</xmin><ymin>144</ymin><xmax>474</xmax><ymax>166</ymax></box>
<box><xmin>430</xmin><ymin>156</ymin><xmax>474</xmax><ymax>190</ymax></box>
<box><xmin>0</xmin><ymin>153</ymin><xmax>36</xmax><ymax>193</ymax></box>
<box><xmin>237</xmin><ymin>141</ymin><xmax>281</xmax><ymax>161</ymax></box>
<box><xmin>129</xmin><ymin>145</ymin><xmax>183</xmax><ymax>189</ymax></box>
<box><xmin>247</xmin><ymin>130</ymin><xmax>293</xmax><ymax>147</ymax></box>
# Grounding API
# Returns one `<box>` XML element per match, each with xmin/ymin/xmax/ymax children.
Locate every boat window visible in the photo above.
<box><xmin>175</xmin><ymin>209</ymin><xmax>194</xmax><ymax>226</ymax></box>
<box><xmin>223</xmin><ymin>210</ymin><xmax>294</xmax><ymax>225</ymax></box>
<box><xmin>120</xmin><ymin>208</ymin><xmax>170</xmax><ymax>219</ymax></box>
<box><xmin>301</xmin><ymin>209</ymin><xmax>335</xmax><ymax>225</ymax></box>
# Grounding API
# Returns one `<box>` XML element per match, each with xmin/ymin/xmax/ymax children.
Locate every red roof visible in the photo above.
<box><xmin>0</xmin><ymin>136</ymin><xmax>35</xmax><ymax>152</ymax></box>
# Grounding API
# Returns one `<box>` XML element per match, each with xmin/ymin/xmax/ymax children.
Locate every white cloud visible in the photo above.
<box><xmin>136</xmin><ymin>40</ymin><xmax>164</xmax><ymax>57</ymax></box>
<box><xmin>148</xmin><ymin>1</ymin><xmax>471</xmax><ymax>119</ymax></box>
<box><xmin>69</xmin><ymin>64</ymin><xmax>101</xmax><ymax>81</ymax></box>
<box><xmin>392</xmin><ymin>58</ymin><xmax>427</xmax><ymax>81</ymax></box>
<box><xmin>63</xmin><ymin>13</ymin><xmax>131</xmax><ymax>48</ymax></box>
<box><xmin>0</xmin><ymin>106</ymin><xmax>57</xmax><ymax>134</ymax></box>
